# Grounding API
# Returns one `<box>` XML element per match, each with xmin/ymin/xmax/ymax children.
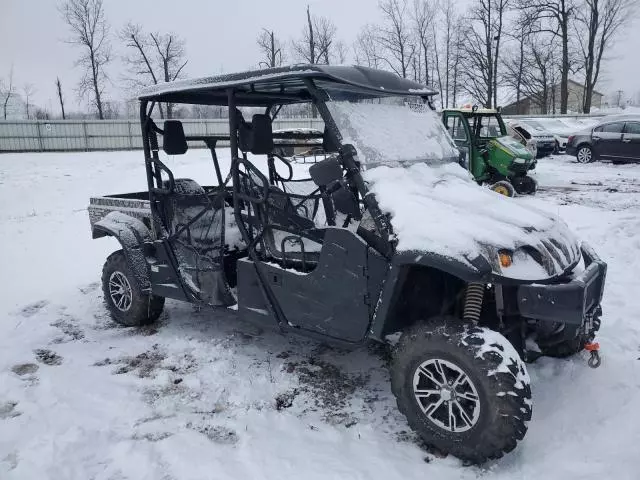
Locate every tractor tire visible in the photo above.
<box><xmin>513</xmin><ymin>176</ymin><xmax>538</xmax><ymax>195</ymax></box>
<box><xmin>576</xmin><ymin>145</ymin><xmax>595</xmax><ymax>164</ymax></box>
<box><xmin>101</xmin><ymin>250</ymin><xmax>165</xmax><ymax>327</ymax></box>
<box><xmin>537</xmin><ymin>306</ymin><xmax>602</xmax><ymax>358</ymax></box>
<box><xmin>391</xmin><ymin>318</ymin><xmax>532</xmax><ymax>463</ymax></box>
<box><xmin>490</xmin><ymin>180</ymin><xmax>516</xmax><ymax>197</ymax></box>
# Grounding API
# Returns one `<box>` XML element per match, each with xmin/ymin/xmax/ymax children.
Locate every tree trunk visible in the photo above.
<box><xmin>90</xmin><ymin>50</ymin><xmax>104</xmax><ymax>119</ymax></box>
<box><xmin>560</xmin><ymin>15</ymin><xmax>569</xmax><ymax>114</ymax></box>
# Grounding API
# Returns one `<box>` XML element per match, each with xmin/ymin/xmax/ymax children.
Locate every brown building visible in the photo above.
<box><xmin>502</xmin><ymin>79</ymin><xmax>603</xmax><ymax>115</ymax></box>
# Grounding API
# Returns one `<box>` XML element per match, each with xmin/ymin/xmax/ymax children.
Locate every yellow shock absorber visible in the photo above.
<box><xmin>463</xmin><ymin>283</ymin><xmax>485</xmax><ymax>323</ymax></box>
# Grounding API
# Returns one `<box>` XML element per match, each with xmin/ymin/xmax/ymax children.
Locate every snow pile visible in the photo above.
<box><xmin>326</xmin><ymin>101</ymin><xmax>459</xmax><ymax>168</ymax></box>
<box><xmin>365</xmin><ymin>162</ymin><xmax>578</xmax><ymax>276</ymax></box>
<box><xmin>2</xmin><ymin>151</ymin><xmax>640</xmax><ymax>479</ymax></box>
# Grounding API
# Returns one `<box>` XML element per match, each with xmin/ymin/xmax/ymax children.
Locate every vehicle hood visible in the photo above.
<box><xmin>491</xmin><ymin>136</ymin><xmax>533</xmax><ymax>160</ymax></box>
<box><xmin>365</xmin><ymin>163</ymin><xmax>580</xmax><ymax>280</ymax></box>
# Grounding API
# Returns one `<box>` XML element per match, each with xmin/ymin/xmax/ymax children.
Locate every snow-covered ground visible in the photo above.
<box><xmin>1</xmin><ymin>150</ymin><xmax>640</xmax><ymax>479</ymax></box>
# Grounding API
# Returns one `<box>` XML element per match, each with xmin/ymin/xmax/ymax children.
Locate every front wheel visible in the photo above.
<box><xmin>391</xmin><ymin>319</ymin><xmax>532</xmax><ymax>463</ymax></box>
<box><xmin>490</xmin><ymin>180</ymin><xmax>516</xmax><ymax>197</ymax></box>
<box><xmin>101</xmin><ymin>250</ymin><xmax>165</xmax><ymax>326</ymax></box>
<box><xmin>576</xmin><ymin>145</ymin><xmax>595</xmax><ymax>164</ymax></box>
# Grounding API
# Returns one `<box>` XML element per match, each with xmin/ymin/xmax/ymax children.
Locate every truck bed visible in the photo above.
<box><xmin>89</xmin><ymin>192</ymin><xmax>153</xmax><ymax>238</ymax></box>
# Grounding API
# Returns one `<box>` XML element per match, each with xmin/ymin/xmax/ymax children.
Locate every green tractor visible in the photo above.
<box><xmin>442</xmin><ymin>107</ymin><xmax>538</xmax><ymax>196</ymax></box>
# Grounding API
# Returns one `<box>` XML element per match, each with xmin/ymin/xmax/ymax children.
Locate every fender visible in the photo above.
<box><xmin>367</xmin><ymin>251</ymin><xmax>493</xmax><ymax>340</ymax></box>
<box><xmin>92</xmin><ymin>211</ymin><xmax>153</xmax><ymax>291</ymax></box>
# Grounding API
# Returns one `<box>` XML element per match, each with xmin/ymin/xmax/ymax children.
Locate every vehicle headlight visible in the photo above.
<box><xmin>513</xmin><ymin>158</ymin><xmax>527</xmax><ymax>164</ymax></box>
<box><xmin>498</xmin><ymin>250</ymin><xmax>513</xmax><ymax>268</ymax></box>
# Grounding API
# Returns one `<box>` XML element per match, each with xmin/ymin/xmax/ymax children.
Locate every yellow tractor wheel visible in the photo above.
<box><xmin>490</xmin><ymin>180</ymin><xmax>516</xmax><ymax>197</ymax></box>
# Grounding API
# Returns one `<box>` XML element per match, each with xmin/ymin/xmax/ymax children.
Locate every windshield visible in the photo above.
<box><xmin>475</xmin><ymin>115</ymin><xmax>504</xmax><ymax>138</ymax></box>
<box><xmin>324</xmin><ymin>89</ymin><xmax>458</xmax><ymax>168</ymax></box>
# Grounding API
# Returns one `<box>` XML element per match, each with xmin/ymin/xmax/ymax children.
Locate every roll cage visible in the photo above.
<box><xmin>137</xmin><ymin>65</ymin><xmax>436</xmax><ymax>335</ymax></box>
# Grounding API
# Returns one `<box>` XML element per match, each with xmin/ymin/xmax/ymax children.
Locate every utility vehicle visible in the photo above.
<box><xmin>442</xmin><ymin>107</ymin><xmax>538</xmax><ymax>195</ymax></box>
<box><xmin>88</xmin><ymin>65</ymin><xmax>606</xmax><ymax>463</ymax></box>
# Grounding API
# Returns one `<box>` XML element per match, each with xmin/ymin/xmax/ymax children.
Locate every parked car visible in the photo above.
<box><xmin>506</xmin><ymin>120</ymin><xmax>557</xmax><ymax>157</ymax></box>
<box><xmin>521</xmin><ymin>118</ymin><xmax>577</xmax><ymax>152</ymax></box>
<box><xmin>566</xmin><ymin>114</ymin><xmax>640</xmax><ymax>163</ymax></box>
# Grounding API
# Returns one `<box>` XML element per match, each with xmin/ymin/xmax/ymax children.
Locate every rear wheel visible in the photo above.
<box><xmin>513</xmin><ymin>175</ymin><xmax>538</xmax><ymax>195</ymax></box>
<box><xmin>391</xmin><ymin>319</ymin><xmax>532</xmax><ymax>463</ymax></box>
<box><xmin>101</xmin><ymin>250</ymin><xmax>164</xmax><ymax>326</ymax></box>
<box><xmin>576</xmin><ymin>145</ymin><xmax>594</xmax><ymax>164</ymax></box>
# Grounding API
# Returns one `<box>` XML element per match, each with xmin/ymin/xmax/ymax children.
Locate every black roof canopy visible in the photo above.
<box><xmin>138</xmin><ymin>64</ymin><xmax>436</xmax><ymax>106</ymax></box>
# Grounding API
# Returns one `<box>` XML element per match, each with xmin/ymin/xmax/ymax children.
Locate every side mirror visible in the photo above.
<box><xmin>309</xmin><ymin>157</ymin><xmax>343</xmax><ymax>187</ymax></box>
<box><xmin>163</xmin><ymin>120</ymin><xmax>188</xmax><ymax>155</ymax></box>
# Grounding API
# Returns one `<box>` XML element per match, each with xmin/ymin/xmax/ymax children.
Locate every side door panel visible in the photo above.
<box><xmin>621</xmin><ymin>122</ymin><xmax>640</xmax><ymax>161</ymax></box>
<box><xmin>593</xmin><ymin>122</ymin><xmax>625</xmax><ymax>159</ymax></box>
<box><xmin>443</xmin><ymin>112</ymin><xmax>473</xmax><ymax>173</ymax></box>
<box><xmin>265</xmin><ymin>228</ymin><xmax>372</xmax><ymax>342</ymax></box>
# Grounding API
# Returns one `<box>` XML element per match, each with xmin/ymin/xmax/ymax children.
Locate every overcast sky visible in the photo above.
<box><xmin>1</xmin><ymin>0</ymin><xmax>639</xmax><ymax>113</ymax></box>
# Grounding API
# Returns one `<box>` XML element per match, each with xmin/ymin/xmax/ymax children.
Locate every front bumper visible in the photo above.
<box><xmin>536</xmin><ymin>141</ymin><xmax>557</xmax><ymax>157</ymax></box>
<box><xmin>517</xmin><ymin>243</ymin><xmax>607</xmax><ymax>325</ymax></box>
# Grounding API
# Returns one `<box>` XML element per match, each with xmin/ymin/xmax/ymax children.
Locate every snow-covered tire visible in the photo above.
<box><xmin>390</xmin><ymin>318</ymin><xmax>532</xmax><ymax>463</ymax></box>
<box><xmin>490</xmin><ymin>180</ymin><xmax>516</xmax><ymax>197</ymax></box>
<box><xmin>537</xmin><ymin>306</ymin><xmax>602</xmax><ymax>358</ymax></box>
<box><xmin>101</xmin><ymin>250</ymin><xmax>164</xmax><ymax>327</ymax></box>
<box><xmin>576</xmin><ymin>145</ymin><xmax>594</xmax><ymax>164</ymax></box>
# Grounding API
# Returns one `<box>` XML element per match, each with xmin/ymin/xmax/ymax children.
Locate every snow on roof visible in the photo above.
<box><xmin>138</xmin><ymin>65</ymin><xmax>437</xmax><ymax>100</ymax></box>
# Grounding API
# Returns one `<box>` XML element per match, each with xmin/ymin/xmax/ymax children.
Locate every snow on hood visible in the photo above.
<box><xmin>365</xmin><ymin>162</ymin><xmax>579</xmax><ymax>277</ymax></box>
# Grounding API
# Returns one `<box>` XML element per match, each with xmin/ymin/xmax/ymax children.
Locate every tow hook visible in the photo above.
<box><xmin>585</xmin><ymin>342</ymin><xmax>601</xmax><ymax>368</ymax></box>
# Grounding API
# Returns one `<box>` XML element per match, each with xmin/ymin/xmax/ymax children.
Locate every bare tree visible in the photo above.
<box><xmin>150</xmin><ymin>32</ymin><xmax>188</xmax><ymax>118</ymax></box>
<box><xmin>574</xmin><ymin>0</ymin><xmax>636</xmax><ymax>112</ymax></box>
<box><xmin>55</xmin><ymin>77</ymin><xmax>67</xmax><ymax>119</ymax></box>
<box><xmin>121</xmin><ymin>23</ymin><xmax>188</xmax><ymax>118</ymax></box>
<box><xmin>377</xmin><ymin>0</ymin><xmax>415</xmax><ymax>78</ymax></box>
<box><xmin>459</xmin><ymin>0</ymin><xmax>510</xmax><ymax>108</ymax></box>
<box><xmin>412</xmin><ymin>0</ymin><xmax>438</xmax><ymax>85</ymax></box>
<box><xmin>22</xmin><ymin>83</ymin><xmax>36</xmax><ymax>119</ymax></box>
<box><xmin>518</xmin><ymin>0</ymin><xmax>576</xmax><ymax>113</ymax></box>
<box><xmin>502</xmin><ymin>13</ymin><xmax>535</xmax><ymax>112</ymax></box>
<box><xmin>519</xmin><ymin>35</ymin><xmax>560</xmax><ymax>113</ymax></box>
<box><xmin>59</xmin><ymin>0</ymin><xmax>111</xmax><ymax>119</ymax></box>
<box><xmin>257</xmin><ymin>29</ymin><xmax>285</xmax><ymax>68</ymax></box>
<box><xmin>1</xmin><ymin>65</ymin><xmax>15</xmax><ymax>120</ymax></box>
<box><xmin>334</xmin><ymin>40</ymin><xmax>349</xmax><ymax>64</ymax></box>
<box><xmin>354</xmin><ymin>24</ymin><xmax>383</xmax><ymax>68</ymax></box>
<box><xmin>292</xmin><ymin>6</ymin><xmax>337</xmax><ymax>64</ymax></box>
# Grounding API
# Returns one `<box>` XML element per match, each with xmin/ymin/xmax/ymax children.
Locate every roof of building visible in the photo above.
<box><xmin>138</xmin><ymin>64</ymin><xmax>436</xmax><ymax>106</ymax></box>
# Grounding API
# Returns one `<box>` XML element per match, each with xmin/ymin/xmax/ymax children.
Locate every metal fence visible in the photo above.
<box><xmin>0</xmin><ymin>114</ymin><xmax>609</xmax><ymax>153</ymax></box>
<box><xmin>0</xmin><ymin>118</ymin><xmax>325</xmax><ymax>153</ymax></box>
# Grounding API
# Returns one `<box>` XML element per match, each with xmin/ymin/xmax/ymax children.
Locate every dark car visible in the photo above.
<box><xmin>566</xmin><ymin>115</ymin><xmax>640</xmax><ymax>164</ymax></box>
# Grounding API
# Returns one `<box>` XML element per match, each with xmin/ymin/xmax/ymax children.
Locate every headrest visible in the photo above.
<box><xmin>163</xmin><ymin>120</ymin><xmax>188</xmax><ymax>155</ymax></box>
<box><xmin>250</xmin><ymin>114</ymin><xmax>273</xmax><ymax>155</ymax></box>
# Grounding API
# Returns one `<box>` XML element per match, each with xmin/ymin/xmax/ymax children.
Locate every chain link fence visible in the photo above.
<box><xmin>0</xmin><ymin>118</ymin><xmax>325</xmax><ymax>153</ymax></box>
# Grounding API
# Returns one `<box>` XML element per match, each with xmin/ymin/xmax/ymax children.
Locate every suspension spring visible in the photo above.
<box><xmin>463</xmin><ymin>283</ymin><xmax>485</xmax><ymax>323</ymax></box>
